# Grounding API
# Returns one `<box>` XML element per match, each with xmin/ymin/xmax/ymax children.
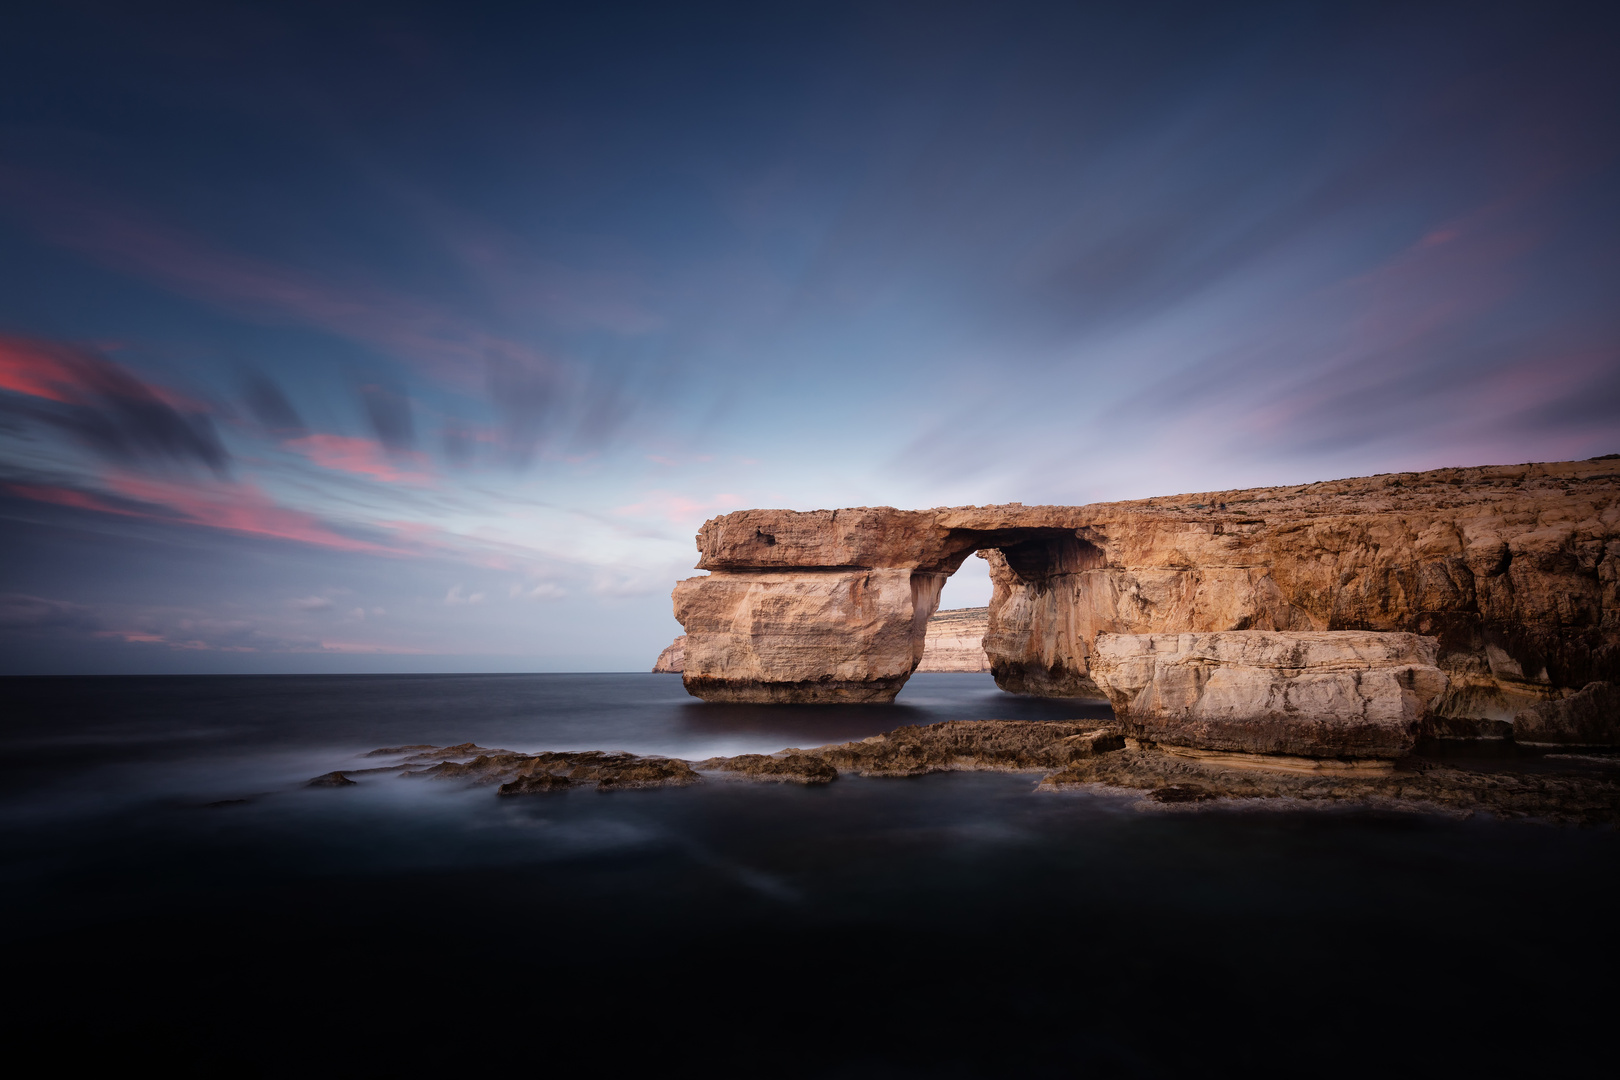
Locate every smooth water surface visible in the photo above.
<box><xmin>2</xmin><ymin>673</ymin><xmax>1614</xmax><ymax>1077</ymax></box>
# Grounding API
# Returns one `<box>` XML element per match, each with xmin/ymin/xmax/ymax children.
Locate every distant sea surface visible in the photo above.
<box><xmin>3</xmin><ymin>673</ymin><xmax>1615</xmax><ymax>1076</ymax></box>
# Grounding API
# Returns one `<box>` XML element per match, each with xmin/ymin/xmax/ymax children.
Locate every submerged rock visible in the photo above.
<box><xmin>497</xmin><ymin>771</ymin><xmax>571</xmax><ymax>795</ymax></box>
<box><xmin>317</xmin><ymin>718</ymin><xmax>1619</xmax><ymax>823</ymax></box>
<box><xmin>809</xmin><ymin>720</ymin><xmax>1124</xmax><ymax>777</ymax></box>
<box><xmin>698</xmin><ymin>753</ymin><xmax>839</xmax><ymax>784</ymax></box>
<box><xmin>305</xmin><ymin>771</ymin><xmax>356</xmax><ymax>788</ymax></box>
<box><xmin>1042</xmin><ymin>748</ymin><xmax>1620</xmax><ymax>825</ymax></box>
<box><xmin>373</xmin><ymin>748</ymin><xmax>702</xmax><ymax>792</ymax></box>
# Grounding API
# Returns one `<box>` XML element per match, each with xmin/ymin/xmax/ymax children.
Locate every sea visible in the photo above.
<box><xmin>2</xmin><ymin>672</ymin><xmax>1615</xmax><ymax>1077</ymax></box>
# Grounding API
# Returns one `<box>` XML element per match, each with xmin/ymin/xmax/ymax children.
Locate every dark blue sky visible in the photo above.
<box><xmin>2</xmin><ymin>1</ymin><xmax>1616</xmax><ymax>672</ymax></box>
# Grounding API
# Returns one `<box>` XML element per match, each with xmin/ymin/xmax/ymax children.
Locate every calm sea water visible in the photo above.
<box><xmin>2</xmin><ymin>673</ymin><xmax>1615</xmax><ymax>1077</ymax></box>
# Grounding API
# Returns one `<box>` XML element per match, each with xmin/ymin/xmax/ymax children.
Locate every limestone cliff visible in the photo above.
<box><xmin>655</xmin><ymin>611</ymin><xmax>990</xmax><ymax>673</ymax></box>
<box><xmin>1090</xmin><ymin>631</ymin><xmax>1449</xmax><ymax>757</ymax></box>
<box><xmin>672</xmin><ymin>458</ymin><xmax>1620</xmax><ymax>715</ymax></box>
<box><xmin>916</xmin><ymin>606</ymin><xmax>992</xmax><ymax>672</ymax></box>
<box><xmin>653</xmin><ymin>635</ymin><xmax>686</xmax><ymax>673</ymax></box>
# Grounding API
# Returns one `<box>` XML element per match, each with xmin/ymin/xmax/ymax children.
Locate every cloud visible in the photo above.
<box><xmin>443</xmin><ymin>584</ymin><xmax>485</xmax><ymax>605</ymax></box>
<box><xmin>286</xmin><ymin>433</ymin><xmax>432</xmax><ymax>483</ymax></box>
<box><xmin>0</xmin><ymin>335</ymin><xmax>228</xmax><ymax>475</ymax></box>
<box><xmin>242</xmin><ymin>373</ymin><xmax>306</xmax><ymax>436</ymax></box>
<box><xmin>0</xmin><ymin>171</ymin><xmax>566</xmax><ymax>387</ymax></box>
<box><xmin>510</xmin><ymin>581</ymin><xmax>566</xmax><ymax>601</ymax></box>
<box><xmin>614</xmin><ymin>490</ymin><xmax>743</xmax><ymax>525</ymax></box>
<box><xmin>3</xmin><ymin>476</ymin><xmax>398</xmax><ymax>554</ymax></box>
<box><xmin>0</xmin><ymin>593</ymin><xmax>102</xmax><ymax>636</ymax></box>
<box><xmin>358</xmin><ymin>382</ymin><xmax>416</xmax><ymax>451</ymax></box>
<box><xmin>290</xmin><ymin>595</ymin><xmax>335</xmax><ymax>611</ymax></box>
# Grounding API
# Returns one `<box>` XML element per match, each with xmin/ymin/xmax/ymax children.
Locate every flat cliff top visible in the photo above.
<box><xmin>991</xmin><ymin>457</ymin><xmax>1620</xmax><ymax>525</ymax></box>
<box><xmin>928</xmin><ymin>607</ymin><xmax>988</xmax><ymax>628</ymax></box>
<box><xmin>694</xmin><ymin>457</ymin><xmax>1620</xmax><ymax>570</ymax></box>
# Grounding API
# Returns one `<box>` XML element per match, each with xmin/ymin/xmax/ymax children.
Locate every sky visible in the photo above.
<box><xmin>1</xmin><ymin>0</ymin><xmax>1616</xmax><ymax>674</ymax></box>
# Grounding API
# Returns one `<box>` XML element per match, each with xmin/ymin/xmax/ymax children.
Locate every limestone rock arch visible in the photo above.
<box><xmin>670</xmin><ymin>460</ymin><xmax>1620</xmax><ymax>714</ymax></box>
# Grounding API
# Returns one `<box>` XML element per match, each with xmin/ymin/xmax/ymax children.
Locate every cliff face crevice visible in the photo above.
<box><xmin>671</xmin><ymin>459</ymin><xmax>1619</xmax><ymax>720</ymax></box>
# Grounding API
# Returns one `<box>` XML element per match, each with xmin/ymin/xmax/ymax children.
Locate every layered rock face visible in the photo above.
<box><xmin>672</xmin><ymin>568</ymin><xmax>941</xmax><ymax>702</ymax></box>
<box><xmin>652</xmin><ymin>635</ymin><xmax>686</xmax><ymax>673</ymax></box>
<box><xmin>1090</xmin><ymin>631</ymin><xmax>1448</xmax><ymax>758</ymax></box>
<box><xmin>916</xmin><ymin>607</ymin><xmax>992</xmax><ymax>672</ymax></box>
<box><xmin>672</xmin><ymin>459</ymin><xmax>1619</xmax><ymax>719</ymax></box>
<box><xmin>654</xmin><ymin>610</ymin><xmax>990</xmax><ymax>674</ymax></box>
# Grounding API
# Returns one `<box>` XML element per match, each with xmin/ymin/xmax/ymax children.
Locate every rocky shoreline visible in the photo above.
<box><xmin>308</xmin><ymin>719</ymin><xmax>1620</xmax><ymax>825</ymax></box>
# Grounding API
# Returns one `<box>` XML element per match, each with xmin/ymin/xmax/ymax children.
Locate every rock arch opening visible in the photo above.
<box><xmin>671</xmin><ymin>509</ymin><xmax>1117</xmax><ymax>703</ymax></box>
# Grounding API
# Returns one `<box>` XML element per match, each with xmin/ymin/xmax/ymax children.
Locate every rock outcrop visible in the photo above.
<box><xmin>1090</xmin><ymin>631</ymin><xmax>1448</xmax><ymax>758</ymax></box>
<box><xmin>653</xmin><ymin>635</ymin><xmax>686</xmax><ymax>673</ymax></box>
<box><xmin>355</xmin><ymin>745</ymin><xmax>701</xmax><ymax>792</ymax></box>
<box><xmin>313</xmin><ymin>724</ymin><xmax>1620</xmax><ymax>824</ymax></box>
<box><xmin>671</xmin><ymin>459</ymin><xmax>1620</xmax><ymax>723</ymax></box>
<box><xmin>1039</xmin><ymin>743</ymin><xmax>1620</xmax><ymax>825</ymax></box>
<box><xmin>916</xmin><ymin>607</ymin><xmax>992</xmax><ymax>672</ymax></box>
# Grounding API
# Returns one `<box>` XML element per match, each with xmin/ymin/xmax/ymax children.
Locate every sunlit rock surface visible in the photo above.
<box><xmin>916</xmin><ymin>607</ymin><xmax>992</xmax><ymax>672</ymax></box>
<box><xmin>1090</xmin><ymin>631</ymin><xmax>1448</xmax><ymax>758</ymax></box>
<box><xmin>653</xmin><ymin>635</ymin><xmax>686</xmax><ymax>673</ymax></box>
<box><xmin>672</xmin><ymin>568</ymin><xmax>938</xmax><ymax>702</ymax></box>
<box><xmin>653</xmin><ymin>609</ymin><xmax>991</xmax><ymax>674</ymax></box>
<box><xmin>671</xmin><ymin>459</ymin><xmax>1620</xmax><ymax>716</ymax></box>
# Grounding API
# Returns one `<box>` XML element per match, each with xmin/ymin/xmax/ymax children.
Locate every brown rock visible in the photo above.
<box><xmin>497</xmin><ymin>771</ymin><xmax>572</xmax><ymax>794</ymax></box>
<box><xmin>670</xmin><ymin>459</ymin><xmax>1620</xmax><ymax>714</ymax></box>
<box><xmin>653</xmin><ymin>635</ymin><xmax>686</xmax><ymax>673</ymax></box>
<box><xmin>1089</xmin><ymin>631</ymin><xmax>1448</xmax><ymax>758</ymax></box>
<box><xmin>1512</xmin><ymin>682</ymin><xmax>1620</xmax><ymax>746</ymax></box>
<box><xmin>592</xmin><ymin>756</ymin><xmax>700</xmax><ymax>790</ymax></box>
<box><xmin>916</xmin><ymin>606</ymin><xmax>992</xmax><ymax>672</ymax></box>
<box><xmin>396</xmin><ymin>747</ymin><xmax>700</xmax><ymax>791</ymax></box>
<box><xmin>305</xmin><ymin>771</ymin><xmax>357</xmax><ymax>787</ymax></box>
<box><xmin>810</xmin><ymin>719</ymin><xmax>1124</xmax><ymax>777</ymax></box>
<box><xmin>698</xmin><ymin>753</ymin><xmax>839</xmax><ymax>784</ymax></box>
<box><xmin>1042</xmin><ymin>746</ymin><xmax>1620</xmax><ymax>825</ymax></box>
<box><xmin>673</xmin><ymin>568</ymin><xmax>936</xmax><ymax>702</ymax></box>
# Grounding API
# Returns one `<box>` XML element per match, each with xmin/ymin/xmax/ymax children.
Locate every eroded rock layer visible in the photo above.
<box><xmin>673</xmin><ymin>459</ymin><xmax>1620</xmax><ymax>716</ymax></box>
<box><xmin>653</xmin><ymin>635</ymin><xmax>686</xmax><ymax>673</ymax></box>
<box><xmin>917</xmin><ymin>606</ymin><xmax>992</xmax><ymax>672</ymax></box>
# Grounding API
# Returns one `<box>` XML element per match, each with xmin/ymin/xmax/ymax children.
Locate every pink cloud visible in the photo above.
<box><xmin>286</xmin><ymin>433</ymin><xmax>433</xmax><ymax>483</ymax></box>
<box><xmin>614</xmin><ymin>490</ymin><xmax>743</xmax><ymax>524</ymax></box>
<box><xmin>1</xmin><ymin>483</ymin><xmax>133</xmax><ymax>517</ymax></box>
<box><xmin>5</xmin><ymin>476</ymin><xmax>398</xmax><ymax>555</ymax></box>
<box><xmin>0</xmin><ymin>334</ymin><xmax>209</xmax><ymax>411</ymax></box>
<box><xmin>107</xmin><ymin>475</ymin><xmax>399</xmax><ymax>553</ymax></box>
<box><xmin>0</xmin><ymin>336</ymin><xmax>82</xmax><ymax>402</ymax></box>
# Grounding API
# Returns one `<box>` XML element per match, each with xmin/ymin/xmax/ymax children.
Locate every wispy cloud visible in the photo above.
<box><xmin>0</xmin><ymin>335</ymin><xmax>228</xmax><ymax>475</ymax></box>
<box><xmin>285</xmin><ymin>433</ymin><xmax>433</xmax><ymax>483</ymax></box>
<box><xmin>443</xmin><ymin>584</ymin><xmax>485</xmax><ymax>605</ymax></box>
